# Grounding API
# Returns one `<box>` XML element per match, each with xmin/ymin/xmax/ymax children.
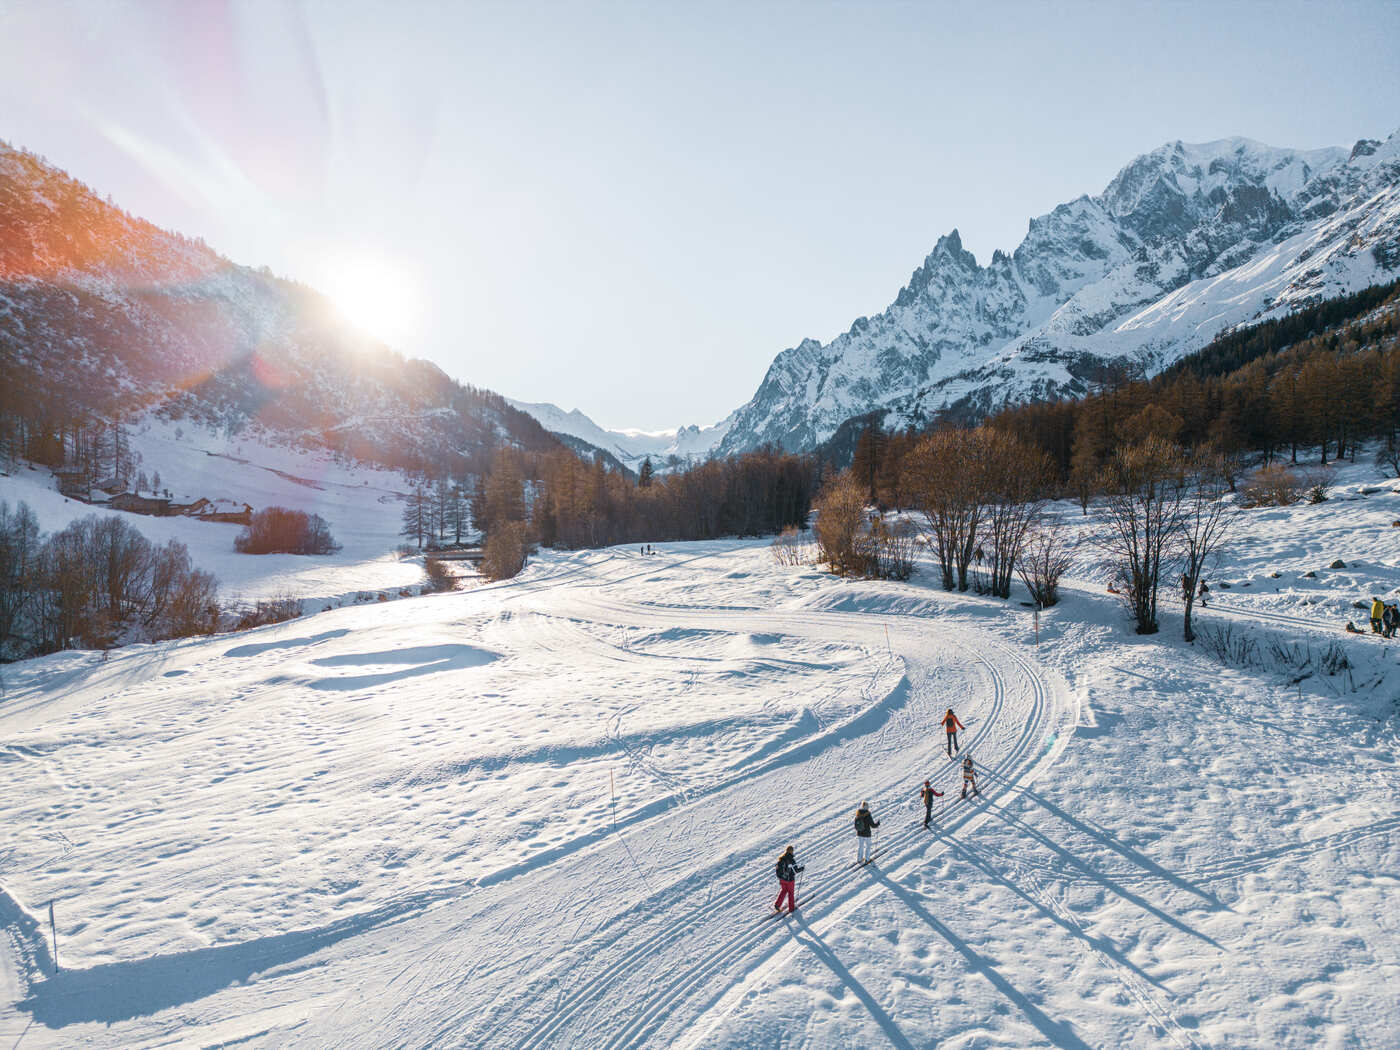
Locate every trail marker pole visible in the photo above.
<box><xmin>885</xmin><ymin>625</ymin><xmax>891</xmax><ymax>653</ymax></box>
<box><xmin>610</xmin><ymin>769</ymin><xmax>617</xmax><ymax>829</ymax></box>
<box><xmin>1034</xmin><ymin>604</ymin><xmax>1040</xmax><ymax>645</ymax></box>
<box><xmin>49</xmin><ymin>900</ymin><xmax>58</xmax><ymax>973</ymax></box>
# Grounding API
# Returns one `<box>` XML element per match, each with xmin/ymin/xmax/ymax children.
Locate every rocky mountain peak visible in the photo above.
<box><xmin>714</xmin><ymin>127</ymin><xmax>1399</xmax><ymax>458</ymax></box>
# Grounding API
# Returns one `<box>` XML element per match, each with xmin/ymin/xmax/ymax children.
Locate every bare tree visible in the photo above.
<box><xmin>483</xmin><ymin>520</ymin><xmax>528</xmax><ymax>580</ymax></box>
<box><xmin>813</xmin><ymin>473</ymin><xmax>870</xmax><ymax>576</ymax></box>
<box><xmin>1178</xmin><ymin>458</ymin><xmax>1239</xmax><ymax>643</ymax></box>
<box><xmin>0</xmin><ymin>500</ymin><xmax>42</xmax><ymax>655</ymax></box>
<box><xmin>903</xmin><ymin>429</ymin><xmax>983</xmax><ymax>591</ymax></box>
<box><xmin>1017</xmin><ymin>520</ymin><xmax>1075</xmax><ymax>608</ymax></box>
<box><xmin>1097</xmin><ymin>437</ymin><xmax>1186</xmax><ymax>635</ymax></box>
<box><xmin>981</xmin><ymin>429</ymin><xmax>1051</xmax><ymax>599</ymax></box>
<box><xmin>870</xmin><ymin>517</ymin><xmax>917</xmax><ymax>581</ymax></box>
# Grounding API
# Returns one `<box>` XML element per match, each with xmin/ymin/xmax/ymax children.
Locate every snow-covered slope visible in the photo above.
<box><xmin>720</xmin><ymin>131</ymin><xmax>1400</xmax><ymax>453</ymax></box>
<box><xmin>0</xmin><ymin>419</ymin><xmax>426</xmax><ymax>609</ymax></box>
<box><xmin>507</xmin><ymin>398</ymin><xmax>734</xmax><ymax>470</ymax></box>
<box><xmin>2</xmin><ymin>463</ymin><xmax>1397</xmax><ymax>1047</ymax></box>
<box><xmin>0</xmin><ymin>142</ymin><xmax>560</xmax><ymax>475</ymax></box>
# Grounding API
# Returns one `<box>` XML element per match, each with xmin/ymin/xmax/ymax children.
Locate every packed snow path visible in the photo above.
<box><xmin>0</xmin><ymin>542</ymin><xmax>1076</xmax><ymax>1048</ymax></box>
<box><xmin>301</xmin><ymin>588</ymin><xmax>1074</xmax><ymax>1049</ymax></box>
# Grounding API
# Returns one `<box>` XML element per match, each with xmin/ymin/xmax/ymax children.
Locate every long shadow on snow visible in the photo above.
<box><xmin>789</xmin><ymin>913</ymin><xmax>918</xmax><ymax>1050</ymax></box>
<box><xmin>14</xmin><ymin>898</ymin><xmax>423</xmax><ymax>1028</ymax></box>
<box><xmin>869</xmin><ymin>866</ymin><xmax>1095</xmax><ymax>1050</ymax></box>
<box><xmin>983</xmin><ymin>771</ymin><xmax>1227</xmax><ymax>912</ymax></box>
<box><xmin>306</xmin><ymin>644</ymin><xmax>498</xmax><ymax>691</ymax></box>
<box><xmin>978</xmin><ymin>803</ymin><xmax>1225</xmax><ymax>950</ymax></box>
<box><xmin>471</xmin><ymin>673</ymin><xmax>911</xmax><ymax>887</ymax></box>
<box><xmin>938</xmin><ymin>831</ymin><xmax>1166</xmax><ymax>991</ymax></box>
<box><xmin>222</xmin><ymin>628</ymin><xmax>352</xmax><ymax>659</ymax></box>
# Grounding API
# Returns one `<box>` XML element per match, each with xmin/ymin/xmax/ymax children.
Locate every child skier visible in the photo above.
<box><xmin>961</xmin><ymin>755</ymin><xmax>980</xmax><ymax>799</ymax></box>
<box><xmin>942</xmin><ymin>708</ymin><xmax>965</xmax><ymax>756</ymax></box>
<box><xmin>920</xmin><ymin>779</ymin><xmax>944</xmax><ymax>828</ymax></box>
<box><xmin>854</xmin><ymin>802</ymin><xmax>880</xmax><ymax>865</ymax></box>
<box><xmin>774</xmin><ymin>845</ymin><xmax>804</xmax><ymax>913</ymax></box>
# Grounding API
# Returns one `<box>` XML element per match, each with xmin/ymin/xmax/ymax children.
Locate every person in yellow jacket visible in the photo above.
<box><xmin>1371</xmin><ymin>597</ymin><xmax>1386</xmax><ymax>634</ymax></box>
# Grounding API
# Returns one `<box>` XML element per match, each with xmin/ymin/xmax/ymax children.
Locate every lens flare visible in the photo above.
<box><xmin>317</xmin><ymin>250</ymin><xmax>420</xmax><ymax>349</ymax></box>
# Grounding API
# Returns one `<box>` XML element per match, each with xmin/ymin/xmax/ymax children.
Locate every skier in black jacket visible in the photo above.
<box><xmin>854</xmin><ymin>802</ymin><xmax>880</xmax><ymax>865</ymax></box>
<box><xmin>774</xmin><ymin>846</ymin><xmax>804</xmax><ymax>913</ymax></box>
<box><xmin>920</xmin><ymin>779</ymin><xmax>944</xmax><ymax>828</ymax></box>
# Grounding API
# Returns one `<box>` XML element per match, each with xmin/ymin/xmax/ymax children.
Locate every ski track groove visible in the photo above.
<box><xmin>494</xmin><ymin>597</ymin><xmax>1064</xmax><ymax>1050</ymax></box>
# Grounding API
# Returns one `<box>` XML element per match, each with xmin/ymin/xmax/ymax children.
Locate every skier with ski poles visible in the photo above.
<box><xmin>920</xmin><ymin>779</ymin><xmax>944</xmax><ymax>828</ymax></box>
<box><xmin>961</xmin><ymin>755</ymin><xmax>980</xmax><ymax>799</ymax></box>
<box><xmin>854</xmin><ymin>802</ymin><xmax>880</xmax><ymax>865</ymax></box>
<box><xmin>942</xmin><ymin>708</ymin><xmax>965</xmax><ymax>756</ymax></box>
<box><xmin>773</xmin><ymin>845</ymin><xmax>804</xmax><ymax>914</ymax></box>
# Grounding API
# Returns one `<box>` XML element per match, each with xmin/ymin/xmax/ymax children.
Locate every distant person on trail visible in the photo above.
<box><xmin>1383</xmin><ymin>604</ymin><xmax>1399</xmax><ymax>639</ymax></box>
<box><xmin>961</xmin><ymin>756</ymin><xmax>980</xmax><ymax>799</ymax></box>
<box><xmin>774</xmin><ymin>846</ymin><xmax>804</xmax><ymax>913</ymax></box>
<box><xmin>920</xmin><ymin>780</ymin><xmax>944</xmax><ymax>828</ymax></box>
<box><xmin>854</xmin><ymin>802</ymin><xmax>880</xmax><ymax>865</ymax></box>
<box><xmin>942</xmin><ymin>708</ymin><xmax>965</xmax><ymax>756</ymax></box>
<box><xmin>1197</xmin><ymin>581</ymin><xmax>1210</xmax><ymax>608</ymax></box>
<box><xmin>1370</xmin><ymin>597</ymin><xmax>1386</xmax><ymax>634</ymax></box>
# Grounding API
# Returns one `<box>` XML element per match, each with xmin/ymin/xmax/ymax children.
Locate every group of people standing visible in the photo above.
<box><xmin>1369</xmin><ymin>596</ymin><xmax>1399</xmax><ymax>637</ymax></box>
<box><xmin>772</xmin><ymin>707</ymin><xmax>980</xmax><ymax>914</ymax></box>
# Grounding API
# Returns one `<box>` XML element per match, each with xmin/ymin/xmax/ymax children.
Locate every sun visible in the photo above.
<box><xmin>318</xmin><ymin>249</ymin><xmax>421</xmax><ymax>348</ymax></box>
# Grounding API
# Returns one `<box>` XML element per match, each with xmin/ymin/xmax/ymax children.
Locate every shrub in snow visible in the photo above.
<box><xmin>230</xmin><ymin>595</ymin><xmax>302</xmax><ymax>631</ymax></box>
<box><xmin>1376</xmin><ymin>443</ymin><xmax>1400</xmax><ymax>478</ymax></box>
<box><xmin>424</xmin><ymin>558</ymin><xmax>458</xmax><ymax>593</ymax></box>
<box><xmin>0</xmin><ymin>503</ymin><xmax>220</xmax><ymax>656</ymax></box>
<box><xmin>1240</xmin><ymin>464</ymin><xmax>1303</xmax><ymax>507</ymax></box>
<box><xmin>770</xmin><ymin>526</ymin><xmax>813</xmax><ymax>567</ymax></box>
<box><xmin>235</xmin><ymin>507</ymin><xmax>339</xmax><ymax>555</ymax></box>
<box><xmin>483</xmin><ymin>521</ymin><xmax>529</xmax><ymax>581</ymax></box>
<box><xmin>813</xmin><ymin>474</ymin><xmax>872</xmax><ymax>577</ymax></box>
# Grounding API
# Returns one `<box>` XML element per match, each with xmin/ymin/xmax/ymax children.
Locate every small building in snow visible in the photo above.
<box><xmin>110</xmin><ymin>492</ymin><xmax>173</xmax><ymax>516</ymax></box>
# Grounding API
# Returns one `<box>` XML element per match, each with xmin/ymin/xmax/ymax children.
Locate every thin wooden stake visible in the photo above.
<box><xmin>610</xmin><ymin>769</ymin><xmax>617</xmax><ymax>829</ymax></box>
<box><xmin>49</xmin><ymin>900</ymin><xmax>58</xmax><ymax>973</ymax></box>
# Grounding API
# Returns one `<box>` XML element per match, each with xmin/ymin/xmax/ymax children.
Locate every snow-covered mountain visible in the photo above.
<box><xmin>719</xmin><ymin>130</ymin><xmax>1400</xmax><ymax>454</ymax></box>
<box><xmin>507</xmin><ymin>398</ymin><xmax>734</xmax><ymax>471</ymax></box>
<box><xmin>0</xmin><ymin>142</ymin><xmax>561</xmax><ymax>475</ymax></box>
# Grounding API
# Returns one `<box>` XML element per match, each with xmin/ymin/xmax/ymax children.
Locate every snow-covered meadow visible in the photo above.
<box><xmin>0</xmin><ymin>420</ymin><xmax>427</xmax><ymax>611</ymax></box>
<box><xmin>1</xmin><ymin>459</ymin><xmax>1398</xmax><ymax>1048</ymax></box>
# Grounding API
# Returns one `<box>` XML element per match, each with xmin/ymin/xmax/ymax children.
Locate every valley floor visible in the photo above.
<box><xmin>1</xmin><ymin>486</ymin><xmax>1398</xmax><ymax>1047</ymax></box>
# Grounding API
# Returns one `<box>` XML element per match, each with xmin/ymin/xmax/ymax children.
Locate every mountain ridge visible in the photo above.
<box><xmin>713</xmin><ymin>129</ymin><xmax>1400</xmax><ymax>455</ymax></box>
<box><xmin>0</xmin><ymin>140</ymin><xmax>562</xmax><ymax>477</ymax></box>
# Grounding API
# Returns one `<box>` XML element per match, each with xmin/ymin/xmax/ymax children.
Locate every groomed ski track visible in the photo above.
<box><xmin>286</xmin><ymin>551</ymin><xmax>1077</xmax><ymax>1049</ymax></box>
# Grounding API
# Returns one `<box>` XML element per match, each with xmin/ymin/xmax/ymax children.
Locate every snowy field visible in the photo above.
<box><xmin>1</xmin><ymin>464</ymin><xmax>1398</xmax><ymax>1048</ymax></box>
<box><xmin>0</xmin><ymin>420</ymin><xmax>427</xmax><ymax>611</ymax></box>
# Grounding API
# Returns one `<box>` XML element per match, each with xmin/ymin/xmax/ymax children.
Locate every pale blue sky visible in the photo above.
<box><xmin>2</xmin><ymin>1</ymin><xmax>1397</xmax><ymax>430</ymax></box>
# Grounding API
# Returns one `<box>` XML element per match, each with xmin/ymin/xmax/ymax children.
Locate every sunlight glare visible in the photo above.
<box><xmin>319</xmin><ymin>250</ymin><xmax>421</xmax><ymax>349</ymax></box>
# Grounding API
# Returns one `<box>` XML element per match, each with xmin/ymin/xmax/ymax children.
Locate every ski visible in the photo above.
<box><xmin>847</xmin><ymin>852</ymin><xmax>882</xmax><ymax>870</ymax></box>
<box><xmin>765</xmin><ymin>895</ymin><xmax>818</xmax><ymax>919</ymax></box>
